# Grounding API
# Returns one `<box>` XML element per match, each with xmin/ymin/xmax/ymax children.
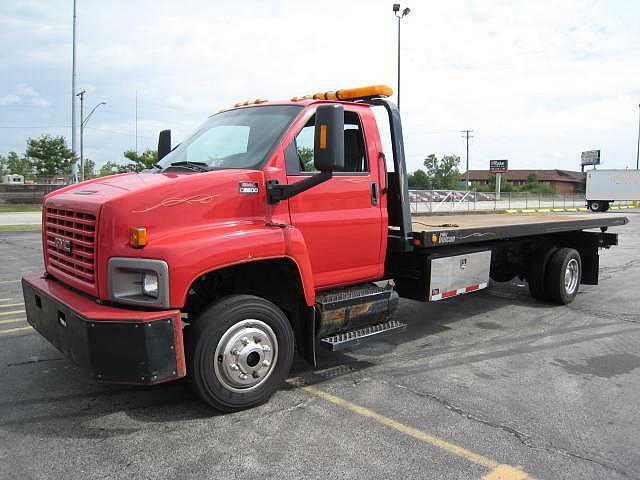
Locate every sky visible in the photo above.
<box><xmin>1</xmin><ymin>0</ymin><xmax>639</xmax><ymax>173</ymax></box>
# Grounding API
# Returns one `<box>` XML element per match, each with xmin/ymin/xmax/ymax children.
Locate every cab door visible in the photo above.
<box><xmin>285</xmin><ymin>107</ymin><xmax>384</xmax><ymax>289</ymax></box>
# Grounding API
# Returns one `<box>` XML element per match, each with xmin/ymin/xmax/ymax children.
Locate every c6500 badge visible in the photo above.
<box><xmin>239</xmin><ymin>181</ymin><xmax>259</xmax><ymax>194</ymax></box>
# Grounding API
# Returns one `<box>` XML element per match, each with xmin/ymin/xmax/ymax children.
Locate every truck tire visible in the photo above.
<box><xmin>527</xmin><ymin>247</ymin><xmax>557</xmax><ymax>300</ymax></box>
<box><xmin>588</xmin><ymin>201</ymin><xmax>601</xmax><ymax>212</ymax></box>
<box><xmin>544</xmin><ymin>248</ymin><xmax>582</xmax><ymax>305</ymax></box>
<box><xmin>186</xmin><ymin>294</ymin><xmax>295</xmax><ymax>412</ymax></box>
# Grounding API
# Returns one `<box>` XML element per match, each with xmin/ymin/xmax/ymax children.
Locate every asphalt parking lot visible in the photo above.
<box><xmin>0</xmin><ymin>211</ymin><xmax>638</xmax><ymax>480</ymax></box>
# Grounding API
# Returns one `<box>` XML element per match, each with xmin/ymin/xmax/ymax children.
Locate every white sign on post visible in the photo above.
<box><xmin>489</xmin><ymin>160</ymin><xmax>508</xmax><ymax>200</ymax></box>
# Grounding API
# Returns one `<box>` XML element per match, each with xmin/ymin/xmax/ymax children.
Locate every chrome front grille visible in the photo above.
<box><xmin>45</xmin><ymin>207</ymin><xmax>97</xmax><ymax>285</ymax></box>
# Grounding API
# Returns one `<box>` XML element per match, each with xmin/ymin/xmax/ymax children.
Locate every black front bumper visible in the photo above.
<box><xmin>22</xmin><ymin>273</ymin><xmax>185</xmax><ymax>385</ymax></box>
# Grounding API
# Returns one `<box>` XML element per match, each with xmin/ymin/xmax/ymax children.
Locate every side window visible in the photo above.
<box><xmin>285</xmin><ymin>111</ymin><xmax>368</xmax><ymax>174</ymax></box>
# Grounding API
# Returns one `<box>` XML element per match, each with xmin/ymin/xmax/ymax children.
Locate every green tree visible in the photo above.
<box><xmin>98</xmin><ymin>161</ymin><xmax>124</xmax><ymax>177</ymax></box>
<box><xmin>475</xmin><ymin>173</ymin><xmax>514</xmax><ymax>192</ymax></box>
<box><xmin>297</xmin><ymin>146</ymin><xmax>315</xmax><ymax>172</ymax></box>
<box><xmin>408</xmin><ymin>169</ymin><xmax>430</xmax><ymax>189</ymax></box>
<box><xmin>2</xmin><ymin>151</ymin><xmax>33</xmax><ymax>177</ymax></box>
<box><xmin>518</xmin><ymin>173</ymin><xmax>553</xmax><ymax>193</ymax></box>
<box><xmin>26</xmin><ymin>135</ymin><xmax>73</xmax><ymax>180</ymax></box>
<box><xmin>81</xmin><ymin>158</ymin><xmax>96</xmax><ymax>180</ymax></box>
<box><xmin>122</xmin><ymin>149</ymin><xmax>158</xmax><ymax>172</ymax></box>
<box><xmin>423</xmin><ymin>154</ymin><xmax>461</xmax><ymax>190</ymax></box>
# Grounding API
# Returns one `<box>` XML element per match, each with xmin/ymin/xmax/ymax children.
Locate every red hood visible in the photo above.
<box><xmin>44</xmin><ymin>169</ymin><xmax>269</xmax><ymax>298</ymax></box>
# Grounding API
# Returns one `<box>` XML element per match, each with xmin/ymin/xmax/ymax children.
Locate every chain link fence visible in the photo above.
<box><xmin>0</xmin><ymin>184</ymin><xmax>66</xmax><ymax>204</ymax></box>
<box><xmin>408</xmin><ymin>190</ymin><xmax>633</xmax><ymax>214</ymax></box>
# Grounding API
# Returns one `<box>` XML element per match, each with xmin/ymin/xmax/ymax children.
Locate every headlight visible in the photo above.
<box><xmin>143</xmin><ymin>272</ymin><xmax>159</xmax><ymax>298</ymax></box>
<box><xmin>108</xmin><ymin>258</ymin><xmax>169</xmax><ymax>308</ymax></box>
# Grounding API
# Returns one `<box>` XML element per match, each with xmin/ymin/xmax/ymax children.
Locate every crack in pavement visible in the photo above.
<box><xmin>389</xmin><ymin>381</ymin><xmax>633</xmax><ymax>479</ymax></box>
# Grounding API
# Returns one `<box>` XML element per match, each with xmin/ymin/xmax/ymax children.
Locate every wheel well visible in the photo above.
<box><xmin>183</xmin><ymin>258</ymin><xmax>306</xmax><ymax>323</ymax></box>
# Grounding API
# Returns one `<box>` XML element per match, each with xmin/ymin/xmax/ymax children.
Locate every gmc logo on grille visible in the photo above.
<box><xmin>54</xmin><ymin>237</ymin><xmax>72</xmax><ymax>254</ymax></box>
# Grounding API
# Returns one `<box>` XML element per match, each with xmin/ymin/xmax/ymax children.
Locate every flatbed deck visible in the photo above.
<box><xmin>410</xmin><ymin>213</ymin><xmax>629</xmax><ymax>247</ymax></box>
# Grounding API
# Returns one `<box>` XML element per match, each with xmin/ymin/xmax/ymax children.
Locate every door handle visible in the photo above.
<box><xmin>371</xmin><ymin>182</ymin><xmax>379</xmax><ymax>206</ymax></box>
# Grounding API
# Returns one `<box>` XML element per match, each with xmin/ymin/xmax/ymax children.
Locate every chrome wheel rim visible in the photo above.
<box><xmin>214</xmin><ymin>319</ymin><xmax>278</xmax><ymax>392</ymax></box>
<box><xmin>564</xmin><ymin>258</ymin><xmax>579</xmax><ymax>295</ymax></box>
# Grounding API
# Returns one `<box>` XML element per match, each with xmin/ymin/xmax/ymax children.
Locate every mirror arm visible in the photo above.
<box><xmin>267</xmin><ymin>171</ymin><xmax>332</xmax><ymax>204</ymax></box>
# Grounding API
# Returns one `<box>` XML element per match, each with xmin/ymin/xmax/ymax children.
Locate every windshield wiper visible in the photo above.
<box><xmin>167</xmin><ymin>161</ymin><xmax>209</xmax><ymax>172</ymax></box>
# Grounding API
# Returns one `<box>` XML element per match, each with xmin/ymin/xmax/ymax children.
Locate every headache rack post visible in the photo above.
<box><xmin>367</xmin><ymin>97</ymin><xmax>413</xmax><ymax>252</ymax></box>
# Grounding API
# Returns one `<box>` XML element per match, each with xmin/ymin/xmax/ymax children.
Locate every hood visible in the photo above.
<box><xmin>44</xmin><ymin>169</ymin><xmax>269</xmax><ymax>298</ymax></box>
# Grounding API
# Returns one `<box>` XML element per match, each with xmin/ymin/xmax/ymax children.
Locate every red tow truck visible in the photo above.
<box><xmin>23</xmin><ymin>85</ymin><xmax>628</xmax><ymax>411</ymax></box>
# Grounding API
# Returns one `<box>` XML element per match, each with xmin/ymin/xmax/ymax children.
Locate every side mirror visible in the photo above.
<box><xmin>314</xmin><ymin>104</ymin><xmax>344</xmax><ymax>172</ymax></box>
<box><xmin>158</xmin><ymin>129</ymin><xmax>171</xmax><ymax>161</ymax></box>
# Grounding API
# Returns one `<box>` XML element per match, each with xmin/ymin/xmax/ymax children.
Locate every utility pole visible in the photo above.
<box><xmin>71</xmin><ymin>0</ymin><xmax>79</xmax><ymax>184</ymax></box>
<box><xmin>393</xmin><ymin>4</ymin><xmax>410</xmax><ymax>111</ymax></box>
<box><xmin>636</xmin><ymin>103</ymin><xmax>639</xmax><ymax>170</ymax></box>
<box><xmin>461</xmin><ymin>129</ymin><xmax>473</xmax><ymax>190</ymax></box>
<box><xmin>76</xmin><ymin>90</ymin><xmax>85</xmax><ymax>182</ymax></box>
<box><xmin>135</xmin><ymin>91</ymin><xmax>138</xmax><ymax>155</ymax></box>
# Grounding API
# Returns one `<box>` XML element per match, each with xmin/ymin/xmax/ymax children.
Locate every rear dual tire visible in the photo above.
<box><xmin>589</xmin><ymin>201</ymin><xmax>609</xmax><ymax>212</ymax></box>
<box><xmin>528</xmin><ymin>247</ymin><xmax>581</xmax><ymax>305</ymax></box>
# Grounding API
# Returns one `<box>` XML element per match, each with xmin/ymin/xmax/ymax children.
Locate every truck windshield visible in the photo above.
<box><xmin>158</xmin><ymin>105</ymin><xmax>303</xmax><ymax>171</ymax></box>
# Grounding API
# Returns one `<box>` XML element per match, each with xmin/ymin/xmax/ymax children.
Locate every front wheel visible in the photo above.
<box><xmin>186</xmin><ymin>295</ymin><xmax>295</xmax><ymax>411</ymax></box>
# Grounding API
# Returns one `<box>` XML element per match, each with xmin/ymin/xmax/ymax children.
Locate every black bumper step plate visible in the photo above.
<box><xmin>320</xmin><ymin>320</ymin><xmax>407</xmax><ymax>351</ymax></box>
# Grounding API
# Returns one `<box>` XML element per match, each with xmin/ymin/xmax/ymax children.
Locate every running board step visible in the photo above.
<box><xmin>320</xmin><ymin>320</ymin><xmax>407</xmax><ymax>351</ymax></box>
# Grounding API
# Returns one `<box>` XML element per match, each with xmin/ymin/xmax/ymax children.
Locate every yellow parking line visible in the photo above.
<box><xmin>0</xmin><ymin>310</ymin><xmax>24</xmax><ymax>316</ymax></box>
<box><xmin>0</xmin><ymin>318</ymin><xmax>26</xmax><ymax>324</ymax></box>
<box><xmin>288</xmin><ymin>379</ymin><xmax>534</xmax><ymax>479</ymax></box>
<box><xmin>0</xmin><ymin>326</ymin><xmax>32</xmax><ymax>335</ymax></box>
<box><xmin>0</xmin><ymin>303</ymin><xmax>24</xmax><ymax>308</ymax></box>
<box><xmin>483</xmin><ymin>465</ymin><xmax>532</xmax><ymax>479</ymax></box>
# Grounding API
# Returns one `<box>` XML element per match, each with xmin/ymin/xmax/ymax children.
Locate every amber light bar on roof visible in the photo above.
<box><xmin>292</xmin><ymin>84</ymin><xmax>393</xmax><ymax>102</ymax></box>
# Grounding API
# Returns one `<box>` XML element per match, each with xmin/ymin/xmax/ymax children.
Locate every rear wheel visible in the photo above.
<box><xmin>589</xmin><ymin>201</ymin><xmax>601</xmax><ymax>212</ymax></box>
<box><xmin>544</xmin><ymin>248</ymin><xmax>582</xmax><ymax>304</ymax></box>
<box><xmin>186</xmin><ymin>294</ymin><xmax>295</xmax><ymax>411</ymax></box>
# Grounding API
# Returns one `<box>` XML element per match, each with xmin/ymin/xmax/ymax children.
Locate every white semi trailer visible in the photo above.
<box><xmin>586</xmin><ymin>169</ymin><xmax>640</xmax><ymax>212</ymax></box>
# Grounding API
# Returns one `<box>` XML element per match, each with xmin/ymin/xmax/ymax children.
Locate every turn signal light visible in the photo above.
<box><xmin>130</xmin><ymin>227</ymin><xmax>148</xmax><ymax>248</ymax></box>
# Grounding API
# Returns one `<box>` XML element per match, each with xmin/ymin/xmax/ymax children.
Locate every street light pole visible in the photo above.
<box><xmin>71</xmin><ymin>0</ymin><xmax>79</xmax><ymax>183</ymax></box>
<box><xmin>636</xmin><ymin>103</ymin><xmax>639</xmax><ymax>170</ymax></box>
<box><xmin>393</xmin><ymin>4</ymin><xmax>410</xmax><ymax>111</ymax></box>
<box><xmin>76</xmin><ymin>90</ymin><xmax>106</xmax><ymax>182</ymax></box>
<box><xmin>76</xmin><ymin>90</ymin><xmax>85</xmax><ymax>182</ymax></box>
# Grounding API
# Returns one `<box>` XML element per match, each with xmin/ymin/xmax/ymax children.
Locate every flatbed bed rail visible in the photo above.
<box><xmin>408</xmin><ymin>213</ymin><xmax>629</xmax><ymax>248</ymax></box>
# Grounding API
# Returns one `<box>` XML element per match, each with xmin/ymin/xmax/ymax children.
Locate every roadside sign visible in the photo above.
<box><xmin>489</xmin><ymin>159</ymin><xmax>508</xmax><ymax>173</ymax></box>
<box><xmin>581</xmin><ymin>150</ymin><xmax>600</xmax><ymax>166</ymax></box>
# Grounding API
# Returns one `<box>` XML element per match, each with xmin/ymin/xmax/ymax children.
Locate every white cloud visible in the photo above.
<box><xmin>1</xmin><ymin>0</ymin><xmax>639</xmax><ymax>169</ymax></box>
<box><xmin>0</xmin><ymin>94</ymin><xmax>21</xmax><ymax>105</ymax></box>
<box><xmin>30</xmin><ymin>97</ymin><xmax>50</xmax><ymax>107</ymax></box>
<box><xmin>15</xmin><ymin>83</ymin><xmax>39</xmax><ymax>97</ymax></box>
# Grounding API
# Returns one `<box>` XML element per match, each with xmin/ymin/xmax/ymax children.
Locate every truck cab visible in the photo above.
<box><xmin>22</xmin><ymin>85</ymin><xmax>627</xmax><ymax>411</ymax></box>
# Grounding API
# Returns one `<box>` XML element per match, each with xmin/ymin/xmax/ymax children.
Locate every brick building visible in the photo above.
<box><xmin>463</xmin><ymin>169</ymin><xmax>585</xmax><ymax>194</ymax></box>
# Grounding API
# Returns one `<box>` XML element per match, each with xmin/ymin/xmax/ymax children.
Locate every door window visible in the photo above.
<box><xmin>285</xmin><ymin>111</ymin><xmax>368</xmax><ymax>174</ymax></box>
